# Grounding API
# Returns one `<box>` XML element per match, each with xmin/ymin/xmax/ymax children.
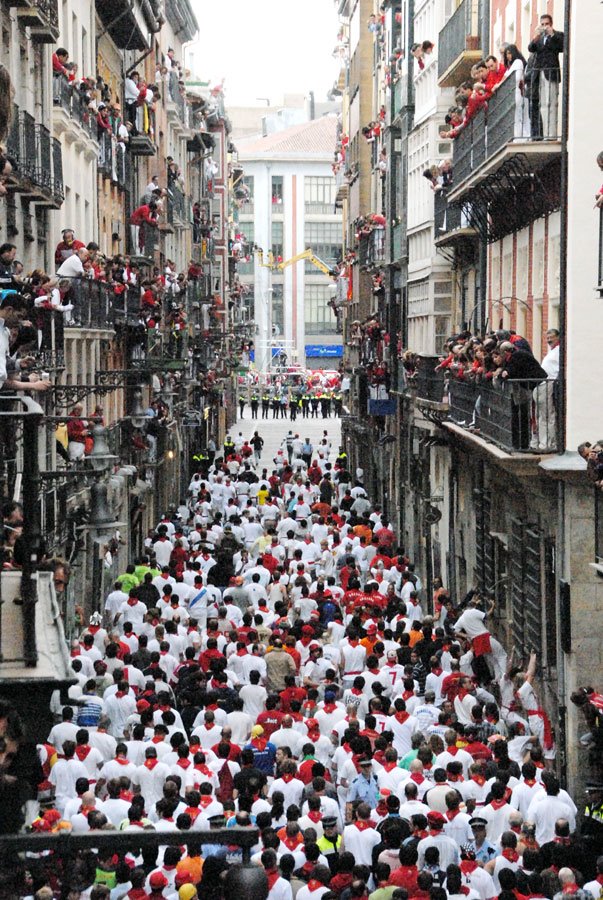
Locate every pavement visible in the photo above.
<box><xmin>230</xmin><ymin>410</ymin><xmax>342</xmax><ymax>472</ymax></box>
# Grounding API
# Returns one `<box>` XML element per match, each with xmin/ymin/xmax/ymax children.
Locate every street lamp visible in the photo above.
<box><xmin>88</xmin><ymin>423</ymin><xmax>119</xmax><ymax>473</ymax></box>
<box><xmin>130</xmin><ymin>389</ymin><xmax>147</xmax><ymax>429</ymax></box>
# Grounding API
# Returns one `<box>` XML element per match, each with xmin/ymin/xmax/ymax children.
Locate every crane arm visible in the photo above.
<box><xmin>277</xmin><ymin>250</ymin><xmax>336</xmax><ymax>276</ymax></box>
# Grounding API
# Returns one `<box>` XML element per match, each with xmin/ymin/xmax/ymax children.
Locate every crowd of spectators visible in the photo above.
<box><xmin>439</xmin><ymin>14</ymin><xmax>564</xmax><ymax>144</ymax></box>
<box><xmin>404</xmin><ymin>327</ymin><xmax>560</xmax><ymax>451</ymax></box>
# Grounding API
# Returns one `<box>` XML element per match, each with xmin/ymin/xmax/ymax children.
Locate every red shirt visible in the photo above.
<box><xmin>279</xmin><ymin>686</ymin><xmax>307</xmax><ymax>714</ymax></box>
<box><xmin>255</xmin><ymin>710</ymin><xmax>283</xmax><ymax>738</ymax></box>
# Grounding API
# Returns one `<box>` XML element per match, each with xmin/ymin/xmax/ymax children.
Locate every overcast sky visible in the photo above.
<box><xmin>187</xmin><ymin>0</ymin><xmax>341</xmax><ymax>106</ymax></box>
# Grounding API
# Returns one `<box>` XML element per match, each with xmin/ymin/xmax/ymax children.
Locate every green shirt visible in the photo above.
<box><xmin>134</xmin><ymin>564</ymin><xmax>150</xmax><ymax>583</ymax></box>
<box><xmin>116</xmin><ymin>573</ymin><xmax>139</xmax><ymax>593</ymax></box>
<box><xmin>369</xmin><ymin>887</ymin><xmax>397</xmax><ymax>900</ymax></box>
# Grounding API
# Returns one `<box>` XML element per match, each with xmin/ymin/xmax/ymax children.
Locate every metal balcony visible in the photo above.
<box><xmin>411</xmin><ymin>355</ymin><xmax>448</xmax><ymax>407</ymax></box>
<box><xmin>5</xmin><ymin>106</ymin><xmax>61</xmax><ymax>204</ymax></box>
<box><xmin>98</xmin><ymin>130</ymin><xmax>113</xmax><ymax>178</ymax></box>
<box><xmin>52</xmin><ymin>76</ymin><xmax>96</xmax><ymax>140</ymax></box>
<box><xmin>167</xmin><ymin>183</ymin><xmax>187</xmax><ymax>225</ymax></box>
<box><xmin>447</xmin><ymin>377</ymin><xmax>559</xmax><ymax>454</ymax></box>
<box><xmin>447</xmin><ymin>71</ymin><xmax>562</xmax><ymax>240</ymax></box>
<box><xmin>438</xmin><ymin>0</ymin><xmax>482</xmax><ymax>88</ymax></box>
<box><xmin>433</xmin><ymin>189</ymin><xmax>478</xmax><ymax>249</ymax></box>
<box><xmin>13</xmin><ymin>0</ymin><xmax>59</xmax><ymax>42</ymax></box>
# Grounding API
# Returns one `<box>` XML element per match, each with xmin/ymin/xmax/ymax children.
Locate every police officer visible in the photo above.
<box><xmin>301</xmin><ymin>393</ymin><xmax>310</xmax><ymax>418</ymax></box>
<box><xmin>238</xmin><ymin>395</ymin><xmax>246</xmax><ymax>419</ymax></box>
<box><xmin>261</xmin><ymin>392</ymin><xmax>270</xmax><ymax>419</ymax></box>
<box><xmin>223</xmin><ymin>435</ymin><xmax>235</xmax><ymax>458</ymax></box>
<box><xmin>250</xmin><ymin>393</ymin><xmax>259</xmax><ymax>419</ymax></box>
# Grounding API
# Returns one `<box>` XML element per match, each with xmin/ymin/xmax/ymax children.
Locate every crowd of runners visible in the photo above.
<box><xmin>21</xmin><ymin>419</ymin><xmax>603</xmax><ymax>900</ymax></box>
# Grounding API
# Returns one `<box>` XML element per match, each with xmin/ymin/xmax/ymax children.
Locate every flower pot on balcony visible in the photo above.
<box><xmin>465</xmin><ymin>35</ymin><xmax>479</xmax><ymax>51</ymax></box>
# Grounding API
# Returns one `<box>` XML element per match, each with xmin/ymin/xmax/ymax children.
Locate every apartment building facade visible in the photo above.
<box><xmin>339</xmin><ymin>0</ymin><xmax>603</xmax><ymax>792</ymax></box>
<box><xmin>237</xmin><ymin>115</ymin><xmax>343</xmax><ymax>371</ymax></box>
<box><xmin>0</xmin><ymin>0</ymin><xmax>242</xmax><ymax>731</ymax></box>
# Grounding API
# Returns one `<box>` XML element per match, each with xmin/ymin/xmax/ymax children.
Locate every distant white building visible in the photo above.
<box><xmin>237</xmin><ymin>115</ymin><xmax>343</xmax><ymax>371</ymax></box>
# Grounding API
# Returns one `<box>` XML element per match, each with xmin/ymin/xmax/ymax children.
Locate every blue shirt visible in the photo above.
<box><xmin>347</xmin><ymin>772</ymin><xmax>380</xmax><ymax>807</ymax></box>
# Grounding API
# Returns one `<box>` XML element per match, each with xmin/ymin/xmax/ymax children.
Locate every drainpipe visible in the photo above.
<box><xmin>557</xmin><ymin>0</ymin><xmax>571</xmax><ymax>452</ymax></box>
<box><xmin>553</xmin><ymin>0</ymin><xmax>572</xmax><ymax>790</ymax></box>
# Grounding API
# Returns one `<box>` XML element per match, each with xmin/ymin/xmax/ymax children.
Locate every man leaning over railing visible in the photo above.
<box><xmin>0</xmin><ymin>291</ymin><xmax>51</xmax><ymax>394</ymax></box>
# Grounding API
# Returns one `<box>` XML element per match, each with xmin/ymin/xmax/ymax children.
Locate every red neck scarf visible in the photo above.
<box><xmin>185</xmin><ymin>806</ymin><xmax>200</xmax><ymax>821</ymax></box>
<box><xmin>75</xmin><ymin>746</ymin><xmax>91</xmax><ymax>761</ymax></box>
<box><xmin>144</xmin><ymin>758</ymin><xmax>159</xmax><ymax>770</ymax></box>
<box><xmin>307</xmin><ymin>880</ymin><xmax>325</xmax><ymax>892</ymax></box>
<box><xmin>561</xmin><ymin>886</ymin><xmax>579</xmax><ymax>895</ymax></box>
<box><xmin>354</xmin><ymin>819</ymin><xmax>373</xmax><ymax>831</ymax></box>
<box><xmin>265</xmin><ymin>869</ymin><xmax>280</xmax><ymax>891</ymax></box>
<box><xmin>114</xmin><ymin>756</ymin><xmax>130</xmax><ymax>766</ymax></box>
<box><xmin>502</xmin><ymin>848</ymin><xmax>519</xmax><ymax>863</ymax></box>
<box><xmin>431</xmin><ymin>666</ymin><xmax>443</xmax><ymax>676</ymax></box>
<box><xmin>394</xmin><ymin>711</ymin><xmax>409</xmax><ymax>725</ymax></box>
<box><xmin>490</xmin><ymin>798</ymin><xmax>508</xmax><ymax>810</ymax></box>
<box><xmin>446</xmin><ymin>808</ymin><xmax>462</xmax><ymax>821</ymax></box>
<box><xmin>471</xmin><ymin>774</ymin><xmax>486</xmax><ymax>786</ymax></box>
<box><xmin>307</xmin><ymin>810</ymin><xmax>322</xmax><ymax>823</ymax></box>
<box><xmin>461</xmin><ymin>860</ymin><xmax>478</xmax><ymax>874</ymax></box>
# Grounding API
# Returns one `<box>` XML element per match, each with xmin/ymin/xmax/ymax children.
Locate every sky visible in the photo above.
<box><xmin>187</xmin><ymin>0</ymin><xmax>341</xmax><ymax>107</ymax></box>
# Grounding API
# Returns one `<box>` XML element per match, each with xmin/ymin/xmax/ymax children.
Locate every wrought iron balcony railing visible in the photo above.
<box><xmin>448</xmin><ymin>376</ymin><xmax>559</xmax><ymax>453</ymax></box>
<box><xmin>438</xmin><ymin>0</ymin><xmax>481</xmax><ymax>84</ymax></box>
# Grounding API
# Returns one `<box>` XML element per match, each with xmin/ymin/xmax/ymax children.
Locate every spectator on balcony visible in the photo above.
<box><xmin>501</xmin><ymin>45</ymin><xmax>531</xmax><ymax>140</ymax></box>
<box><xmin>484</xmin><ymin>55</ymin><xmax>507</xmax><ymax>95</ymax></box>
<box><xmin>66</xmin><ymin>405</ymin><xmax>89</xmax><ymax>461</ymax></box>
<box><xmin>124</xmin><ymin>71</ymin><xmax>142</xmax><ymax>129</ymax></box>
<box><xmin>96</xmin><ymin>103</ymin><xmax>112</xmax><ymax>140</ymax></box>
<box><xmin>531</xmin><ymin>328</ymin><xmax>560</xmax><ymax>451</ymax></box>
<box><xmin>52</xmin><ymin>47</ymin><xmax>69</xmax><ymax>78</ymax></box>
<box><xmin>55</xmin><ymin>229</ymin><xmax>86</xmax><ymax>268</ymax></box>
<box><xmin>0</xmin><ymin>243</ymin><xmax>18</xmax><ymax>289</ymax></box>
<box><xmin>494</xmin><ymin>342</ymin><xmax>547</xmax><ymax>450</ymax></box>
<box><xmin>33</xmin><ymin>277</ymin><xmax>74</xmax><ymax>316</ymax></box>
<box><xmin>527</xmin><ymin>15</ymin><xmax>564</xmax><ymax>140</ymax></box>
<box><xmin>57</xmin><ymin>247</ymin><xmax>89</xmax><ymax>279</ymax></box>
<box><xmin>130</xmin><ymin>200</ymin><xmax>159</xmax><ymax>254</ymax></box>
<box><xmin>0</xmin><ymin>292</ymin><xmax>50</xmax><ymax>393</ymax></box>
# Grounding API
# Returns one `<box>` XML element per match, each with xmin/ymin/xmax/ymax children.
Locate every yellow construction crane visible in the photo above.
<box><xmin>256</xmin><ymin>248</ymin><xmax>336</xmax><ymax>277</ymax></box>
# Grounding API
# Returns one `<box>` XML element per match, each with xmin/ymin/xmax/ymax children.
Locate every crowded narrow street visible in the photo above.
<box><xmin>0</xmin><ymin>0</ymin><xmax>602</xmax><ymax>898</ymax></box>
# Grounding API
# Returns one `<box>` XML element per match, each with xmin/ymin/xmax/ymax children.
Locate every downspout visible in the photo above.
<box><xmin>477</xmin><ymin>0</ymin><xmax>490</xmax><ymax>334</ymax></box>
<box><xmin>554</xmin><ymin>0</ymin><xmax>572</xmax><ymax>788</ymax></box>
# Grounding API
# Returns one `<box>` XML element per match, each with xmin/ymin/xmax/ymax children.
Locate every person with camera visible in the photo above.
<box><xmin>527</xmin><ymin>14</ymin><xmax>564</xmax><ymax>140</ymax></box>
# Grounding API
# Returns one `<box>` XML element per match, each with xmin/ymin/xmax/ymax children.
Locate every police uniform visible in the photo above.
<box><xmin>250</xmin><ymin>394</ymin><xmax>259</xmax><ymax>418</ymax></box>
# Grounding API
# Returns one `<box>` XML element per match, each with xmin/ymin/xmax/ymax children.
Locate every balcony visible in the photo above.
<box><xmin>447</xmin><ymin>71</ymin><xmax>562</xmax><ymax>239</ymax></box>
<box><xmin>334</xmin><ymin>167</ymin><xmax>349</xmax><ymax>203</ymax></box>
<box><xmin>52</xmin><ymin>77</ymin><xmax>96</xmax><ymax>140</ymax></box>
<box><xmin>94</xmin><ymin>0</ymin><xmax>150</xmax><ymax>50</ymax></box>
<box><xmin>438</xmin><ymin>0</ymin><xmax>482</xmax><ymax>88</ymax></box>
<box><xmin>167</xmin><ymin>183</ymin><xmax>187</xmax><ymax>226</ymax></box>
<box><xmin>61</xmin><ymin>278</ymin><xmax>115</xmax><ymax>330</ymax></box>
<box><xmin>131</xmin><ymin>329</ymin><xmax>189</xmax><ymax>372</ymax></box>
<box><xmin>433</xmin><ymin>189</ymin><xmax>478</xmax><ymax>249</ymax></box>
<box><xmin>360</xmin><ymin>228</ymin><xmax>385</xmax><ymax>269</ymax></box>
<box><xmin>411</xmin><ymin>355</ymin><xmax>448</xmax><ymax>412</ymax></box>
<box><xmin>447</xmin><ymin>377</ymin><xmax>559</xmax><ymax>455</ymax></box>
<box><xmin>391</xmin><ymin>74</ymin><xmax>409</xmax><ymax>123</ymax></box>
<box><xmin>115</xmin><ymin>143</ymin><xmax>130</xmax><ymax>191</ymax></box>
<box><xmin>13</xmin><ymin>0</ymin><xmax>59</xmax><ymax>42</ymax></box>
<box><xmin>97</xmin><ymin>130</ymin><xmax>113</xmax><ymax>179</ymax></box>
<box><xmin>129</xmin><ymin>109</ymin><xmax>156</xmax><ymax>156</ymax></box>
<box><xmin>166</xmin><ymin>70</ymin><xmax>188</xmax><ymax>127</ymax></box>
<box><xmin>5</xmin><ymin>104</ymin><xmax>64</xmax><ymax>207</ymax></box>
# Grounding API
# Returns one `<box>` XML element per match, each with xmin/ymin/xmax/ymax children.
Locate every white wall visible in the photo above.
<box><xmin>564</xmin><ymin>2</ymin><xmax>603</xmax><ymax>447</ymax></box>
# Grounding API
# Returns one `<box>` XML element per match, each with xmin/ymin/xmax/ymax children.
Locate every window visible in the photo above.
<box><xmin>271</xmin><ymin>175</ymin><xmax>284</xmax><ymax>207</ymax></box>
<box><xmin>304</xmin><ymin>222</ymin><xmax>342</xmax><ymax>272</ymax></box>
<box><xmin>305</xmin><ymin>285</ymin><xmax>338</xmax><ymax>335</ymax></box>
<box><xmin>271</xmin><ymin>221</ymin><xmax>284</xmax><ymax>260</ymax></box>
<box><xmin>305</xmin><ymin>176</ymin><xmax>336</xmax><ymax>214</ymax></box>
<box><xmin>241</xmin><ymin>175</ymin><xmax>254</xmax><ymax>213</ymax></box>
<box><xmin>272</xmin><ymin>283</ymin><xmax>284</xmax><ymax>334</ymax></box>
<box><xmin>238</xmin><ymin>222</ymin><xmax>254</xmax><ymax>275</ymax></box>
